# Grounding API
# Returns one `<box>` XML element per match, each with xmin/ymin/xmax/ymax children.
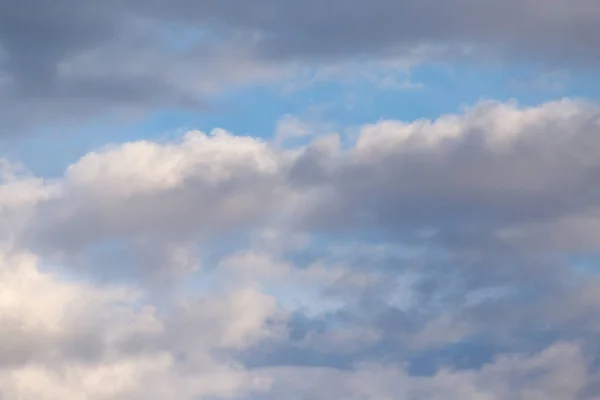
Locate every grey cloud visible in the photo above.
<box><xmin>0</xmin><ymin>0</ymin><xmax>248</xmax><ymax>133</ymax></box>
<box><xmin>233</xmin><ymin>97</ymin><xmax>600</xmax><ymax>376</ymax></box>
<box><xmin>2</xmin><ymin>0</ymin><xmax>600</xmax><ymax>133</ymax></box>
<box><xmin>253</xmin><ymin>341</ymin><xmax>594</xmax><ymax>400</ymax></box>
<box><xmin>291</xmin><ymin>99</ymin><xmax>600</xmax><ymax>253</ymax></box>
<box><xmin>138</xmin><ymin>0</ymin><xmax>600</xmax><ymax>64</ymax></box>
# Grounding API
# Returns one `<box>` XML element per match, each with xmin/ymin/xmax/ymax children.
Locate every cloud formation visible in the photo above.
<box><xmin>1</xmin><ymin>0</ymin><xmax>600</xmax><ymax>132</ymax></box>
<box><xmin>3</xmin><ymin>98</ymin><xmax>600</xmax><ymax>398</ymax></box>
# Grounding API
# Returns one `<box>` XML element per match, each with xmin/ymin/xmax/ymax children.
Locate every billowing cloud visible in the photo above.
<box><xmin>296</xmin><ymin>99</ymin><xmax>600</xmax><ymax>246</ymax></box>
<box><xmin>4</xmin><ymin>99</ymin><xmax>600</xmax><ymax>398</ymax></box>
<box><xmin>27</xmin><ymin>129</ymin><xmax>289</xmax><ymax>278</ymax></box>
<box><xmin>0</xmin><ymin>249</ymin><xmax>277</xmax><ymax>399</ymax></box>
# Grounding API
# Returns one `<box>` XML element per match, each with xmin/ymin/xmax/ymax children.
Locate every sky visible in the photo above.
<box><xmin>2</xmin><ymin>1</ymin><xmax>600</xmax><ymax>399</ymax></box>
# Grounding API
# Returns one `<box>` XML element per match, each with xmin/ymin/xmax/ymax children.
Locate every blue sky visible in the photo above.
<box><xmin>5</xmin><ymin>62</ymin><xmax>600</xmax><ymax>176</ymax></box>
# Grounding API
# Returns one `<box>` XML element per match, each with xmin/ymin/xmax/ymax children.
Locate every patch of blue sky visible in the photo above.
<box><xmin>566</xmin><ymin>253</ymin><xmax>600</xmax><ymax>276</ymax></box>
<box><xmin>406</xmin><ymin>338</ymin><xmax>505</xmax><ymax>375</ymax></box>
<box><xmin>5</xmin><ymin>61</ymin><xmax>600</xmax><ymax>178</ymax></box>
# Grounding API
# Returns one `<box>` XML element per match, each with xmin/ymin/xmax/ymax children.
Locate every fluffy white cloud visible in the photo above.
<box><xmin>27</xmin><ymin>129</ymin><xmax>290</xmax><ymax>270</ymax></box>
<box><xmin>0</xmin><ymin>249</ymin><xmax>278</xmax><ymax>399</ymax></box>
<box><xmin>66</xmin><ymin>129</ymin><xmax>280</xmax><ymax>194</ymax></box>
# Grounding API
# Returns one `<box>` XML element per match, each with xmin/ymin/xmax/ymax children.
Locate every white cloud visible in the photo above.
<box><xmin>0</xmin><ymin>248</ymin><xmax>279</xmax><ymax>399</ymax></box>
<box><xmin>29</xmin><ymin>129</ymin><xmax>289</xmax><ymax>263</ymax></box>
<box><xmin>66</xmin><ymin>129</ymin><xmax>280</xmax><ymax>195</ymax></box>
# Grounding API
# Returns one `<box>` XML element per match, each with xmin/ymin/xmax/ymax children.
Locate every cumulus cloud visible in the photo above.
<box><xmin>0</xmin><ymin>249</ymin><xmax>277</xmax><ymax>400</ymax></box>
<box><xmin>28</xmin><ymin>129</ymin><xmax>288</xmax><ymax>269</ymax></box>
<box><xmin>5</xmin><ymin>98</ymin><xmax>600</xmax><ymax>280</ymax></box>
<box><xmin>8</xmin><ymin>98</ymin><xmax>600</xmax><ymax>291</ymax></box>
<box><xmin>5</xmin><ymin>99</ymin><xmax>600</xmax><ymax>398</ymax></box>
<box><xmin>295</xmin><ymin>99</ymin><xmax>600</xmax><ymax>246</ymax></box>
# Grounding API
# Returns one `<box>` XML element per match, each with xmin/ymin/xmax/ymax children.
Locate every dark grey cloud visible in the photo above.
<box><xmin>136</xmin><ymin>0</ymin><xmax>600</xmax><ymax>63</ymax></box>
<box><xmin>1</xmin><ymin>0</ymin><xmax>600</xmax><ymax>133</ymax></box>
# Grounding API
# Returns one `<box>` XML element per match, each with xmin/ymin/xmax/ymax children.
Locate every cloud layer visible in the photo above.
<box><xmin>3</xmin><ymin>98</ymin><xmax>600</xmax><ymax>398</ymax></box>
<box><xmin>2</xmin><ymin>0</ymin><xmax>600</xmax><ymax>132</ymax></box>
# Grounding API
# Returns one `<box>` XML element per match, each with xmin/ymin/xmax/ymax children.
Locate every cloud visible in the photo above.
<box><xmin>274</xmin><ymin>114</ymin><xmax>313</xmax><ymax>146</ymax></box>
<box><xmin>0</xmin><ymin>248</ymin><xmax>277</xmax><ymax>399</ymax></box>
<box><xmin>293</xmin><ymin>98</ymin><xmax>600</xmax><ymax>249</ymax></box>
<box><xmin>6</xmin><ymin>98</ymin><xmax>600</xmax><ymax>286</ymax></box>
<box><xmin>2</xmin><ymin>246</ymin><xmax>596</xmax><ymax>399</ymax></box>
<box><xmin>2</xmin><ymin>0</ymin><xmax>600</xmax><ymax>132</ymax></box>
<box><xmin>5</xmin><ymin>1</ymin><xmax>600</xmax><ymax>397</ymax></box>
<box><xmin>0</xmin><ymin>159</ymin><xmax>58</xmax><ymax>244</ymax></box>
<box><xmin>27</xmin><ymin>129</ymin><xmax>288</xmax><ymax>269</ymax></box>
<box><xmin>5</xmin><ymin>99</ymin><xmax>600</xmax><ymax>398</ymax></box>
<box><xmin>6</xmin><ymin>98</ymin><xmax>600</xmax><ymax>283</ymax></box>
<box><xmin>257</xmin><ymin>342</ymin><xmax>591</xmax><ymax>400</ymax></box>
